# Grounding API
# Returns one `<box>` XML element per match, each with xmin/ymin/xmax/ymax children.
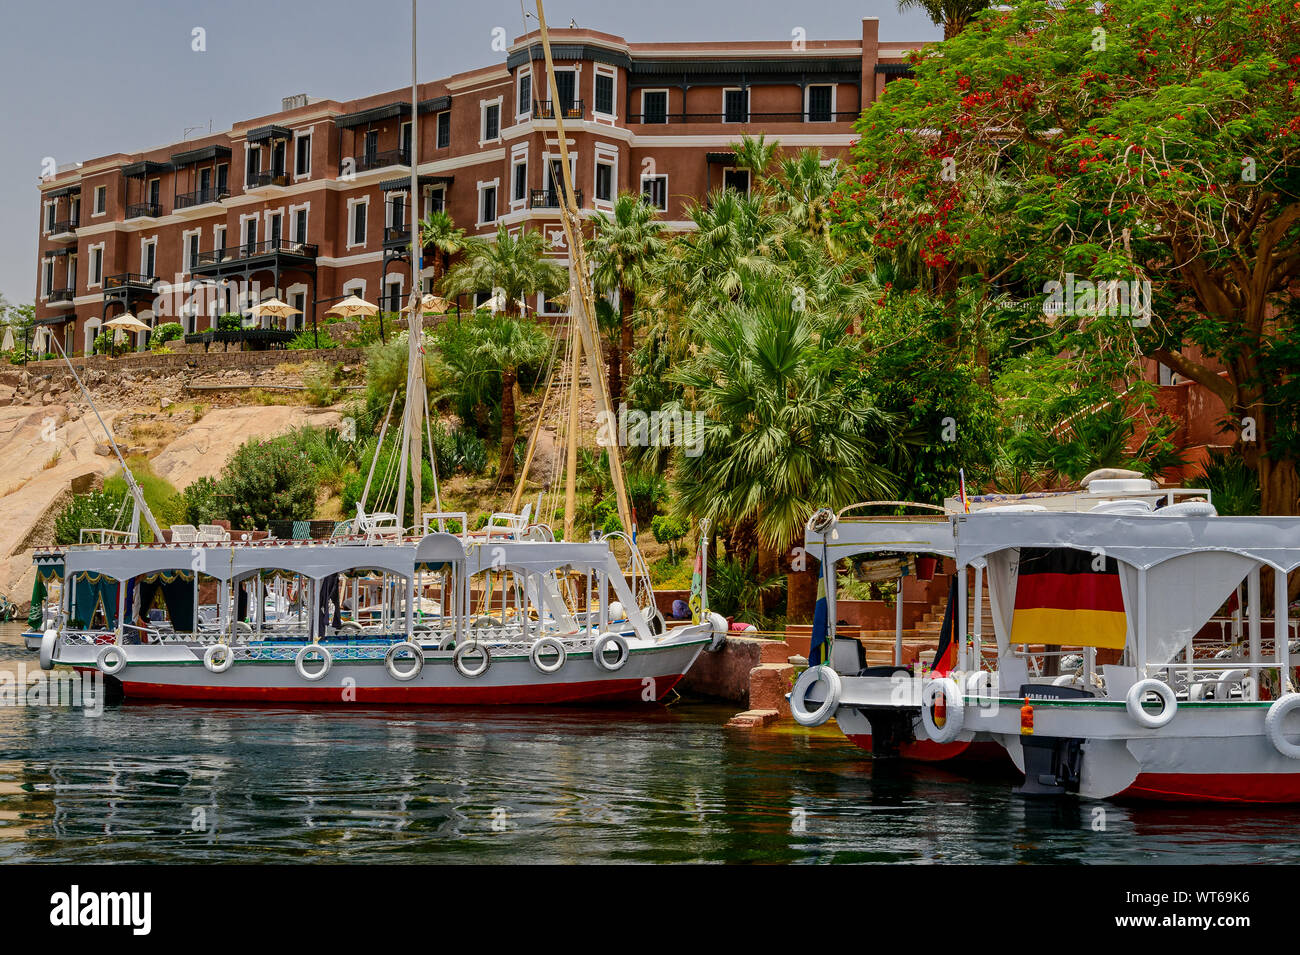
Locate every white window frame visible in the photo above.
<box><xmin>423</xmin><ymin>185</ymin><xmax>446</xmax><ymax>219</ymax></box>
<box><xmin>285</xmin><ymin>283</ymin><xmax>309</xmax><ymax>331</ymax></box>
<box><xmin>804</xmin><ymin>83</ymin><xmax>837</xmax><ymax>122</ymax></box>
<box><xmin>516</xmin><ymin>67</ymin><xmax>533</xmax><ymax>122</ymax></box>
<box><xmin>640</xmin><ymin>88</ymin><xmax>669</xmax><ymax>124</ymax></box>
<box><xmin>41</xmin><ymin>257</ymin><xmax>53</xmax><ymax>299</ymax></box>
<box><xmin>593</xmin><ymin>65</ymin><xmax>618</xmax><ymax>120</ymax></box>
<box><xmin>640</xmin><ymin>173</ymin><xmax>668</xmax><ymax>213</ymax></box>
<box><xmin>542</xmin><ymin>152</ymin><xmax>577</xmax><ymax>197</ymax></box>
<box><xmin>435</xmin><ymin>110</ymin><xmax>451</xmax><ymax>149</ymax></box>
<box><xmin>722</xmin><ymin>87</ymin><xmax>749</xmax><ymax>124</ymax></box>
<box><xmin>289</xmin><ymin>202</ymin><xmax>311</xmax><ymax>244</ymax></box>
<box><xmin>347</xmin><ymin>197</ymin><xmax>369</xmax><ymax>249</ymax></box>
<box><xmin>480</xmin><ymin>96</ymin><xmax>504</xmax><ymax>146</ymax></box>
<box><xmin>384</xmin><ymin>273</ymin><xmax>405</xmax><ymax>314</ymax></box>
<box><xmin>264</xmin><ymin>207</ymin><xmax>285</xmax><ymax>247</ymax></box>
<box><xmin>477</xmin><ymin>179</ymin><xmax>500</xmax><ymax>227</ymax></box>
<box><xmin>510</xmin><ymin>143</ymin><xmax>529</xmax><ymax>210</ymax></box>
<box><xmin>140</xmin><ymin>236</ymin><xmax>158</xmax><ymax>278</ymax></box>
<box><xmin>239</xmin><ymin>213</ymin><xmax>259</xmax><ymax>249</ymax></box>
<box><xmin>343</xmin><ymin>278</ymin><xmax>367</xmax><ymax>300</ymax></box>
<box><xmin>721</xmin><ymin>166</ymin><xmax>751</xmax><ymax>196</ymax></box>
<box><xmin>293</xmin><ymin>129</ymin><xmax>313</xmax><ymax>179</ymax></box>
<box><xmin>93</xmin><ymin>185</ymin><xmax>107</xmax><ymax>217</ymax></box>
<box><xmin>88</xmin><ymin>242</ymin><xmax>105</xmax><ymax>288</ymax></box>
<box><xmin>213</xmin><ymin>223</ymin><xmax>227</xmax><ymax>253</ymax></box>
<box><xmin>550</xmin><ymin>66</ymin><xmax>578</xmax><ymax>114</ymax></box>
<box><xmin>385</xmin><ymin>190</ymin><xmax>408</xmax><ymax>228</ymax></box>
<box><xmin>182</xmin><ymin>228</ymin><xmax>202</xmax><ymax>275</ymax></box>
<box><xmin>593</xmin><ymin>143</ymin><xmax>618</xmax><ymax>208</ymax></box>
<box><xmin>42</xmin><ymin>201</ymin><xmax>56</xmax><ymax>235</ymax></box>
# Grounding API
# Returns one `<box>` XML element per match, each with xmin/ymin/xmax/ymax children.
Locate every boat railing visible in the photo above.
<box><xmin>422</xmin><ymin>511</ymin><xmax>469</xmax><ymax>537</ymax></box>
<box><xmin>79</xmin><ymin>528</ymin><xmax>136</xmax><ymax>545</ymax></box>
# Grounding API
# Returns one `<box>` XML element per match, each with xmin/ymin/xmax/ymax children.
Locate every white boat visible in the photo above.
<box><xmin>37</xmin><ymin>529</ymin><xmax>715</xmax><ymax>705</ymax></box>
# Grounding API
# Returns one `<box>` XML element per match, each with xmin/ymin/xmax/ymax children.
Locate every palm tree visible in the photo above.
<box><xmin>440</xmin><ymin>224</ymin><xmax>567</xmax><ymax>316</ymax></box>
<box><xmin>473</xmin><ymin>314</ymin><xmax>551</xmax><ymax>481</ymax></box>
<box><xmin>670</xmin><ymin>278</ymin><xmax>898</xmax><ymax>615</ymax></box>
<box><xmin>419</xmin><ymin>210</ymin><xmax>465</xmax><ymax>290</ymax></box>
<box><xmin>768</xmin><ymin>150</ymin><xmax>843</xmax><ymax>255</ymax></box>
<box><xmin>897</xmin><ymin>0</ymin><xmax>989</xmax><ymax>39</ymax></box>
<box><xmin>589</xmin><ymin>193</ymin><xmax>666</xmax><ymax>402</ymax></box>
<box><xmin>731</xmin><ymin>133</ymin><xmax>779</xmax><ymax>183</ymax></box>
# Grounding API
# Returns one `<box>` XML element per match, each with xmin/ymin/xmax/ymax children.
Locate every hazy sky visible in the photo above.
<box><xmin>0</xmin><ymin>0</ymin><xmax>939</xmax><ymax>305</ymax></box>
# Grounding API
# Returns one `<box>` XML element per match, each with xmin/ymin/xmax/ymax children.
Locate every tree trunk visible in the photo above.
<box><xmin>787</xmin><ymin>562</ymin><xmax>817</xmax><ymax>622</ymax></box>
<box><xmin>499</xmin><ymin>366</ymin><xmax>518</xmax><ymax>481</ymax></box>
<box><xmin>619</xmin><ymin>286</ymin><xmax>635</xmax><ymax>402</ymax></box>
<box><xmin>607</xmin><ymin>340</ymin><xmax>622</xmax><ymax>406</ymax></box>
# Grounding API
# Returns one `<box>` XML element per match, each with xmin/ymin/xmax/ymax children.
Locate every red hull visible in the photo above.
<box><xmin>845</xmin><ymin>733</ymin><xmax>1005</xmax><ymax>763</ymax></box>
<box><xmin>1119</xmin><ymin>772</ymin><xmax>1300</xmax><ymax>804</ymax></box>
<box><xmin>110</xmin><ymin>674</ymin><xmax>682</xmax><ymax>706</ymax></box>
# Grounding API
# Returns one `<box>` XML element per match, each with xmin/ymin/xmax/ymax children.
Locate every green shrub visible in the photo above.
<box><xmin>290</xmin><ymin>329</ymin><xmax>339</xmax><ymax>350</ymax></box>
<box><xmin>218</xmin><ymin>436</ymin><xmax>318</xmax><ymax>528</ymax></box>
<box><xmin>217</xmin><ymin>313</ymin><xmax>244</xmax><ymax>331</ymax></box>
<box><xmin>177</xmin><ymin>476</ymin><xmax>224</xmax><ymax>525</ymax></box>
<box><xmin>153</xmin><ymin>322</ymin><xmax>184</xmax><ymax>344</ymax></box>
<box><xmin>453</xmin><ymin>429</ymin><xmax>487</xmax><ymax>475</ymax></box>
<box><xmin>650</xmin><ymin>513</ymin><xmax>690</xmax><ymax>561</ymax></box>
<box><xmin>54</xmin><ymin>488</ymin><xmax>127</xmax><ymax>545</ymax></box>
<box><xmin>626</xmin><ymin>468</ymin><xmax>667</xmax><ymax>523</ymax></box>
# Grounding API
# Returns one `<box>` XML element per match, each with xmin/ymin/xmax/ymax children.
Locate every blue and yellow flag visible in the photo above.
<box><xmin>808</xmin><ymin>561</ymin><xmax>829</xmax><ymax>666</ymax></box>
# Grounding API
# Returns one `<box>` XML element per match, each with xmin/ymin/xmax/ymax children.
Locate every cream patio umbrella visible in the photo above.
<box><xmin>103</xmin><ymin>313</ymin><xmax>152</xmax><ymax>356</ymax></box>
<box><xmin>324</xmin><ymin>293</ymin><xmax>381</xmax><ymax>346</ymax></box>
<box><xmin>399</xmin><ymin>294</ymin><xmax>451</xmax><ymax>315</ymax></box>
<box><xmin>247</xmin><ymin>297</ymin><xmax>301</xmax><ymax>327</ymax></box>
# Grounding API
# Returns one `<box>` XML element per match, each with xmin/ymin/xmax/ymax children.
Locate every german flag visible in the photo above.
<box><xmin>1011</xmin><ymin>547</ymin><xmax>1127</xmax><ymax>650</ymax></box>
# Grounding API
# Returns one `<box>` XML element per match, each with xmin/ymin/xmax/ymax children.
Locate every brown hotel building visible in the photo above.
<box><xmin>32</xmin><ymin>19</ymin><xmax>922</xmax><ymax>355</ymax></box>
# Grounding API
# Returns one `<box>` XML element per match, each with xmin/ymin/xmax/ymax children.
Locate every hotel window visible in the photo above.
<box><xmin>386</xmin><ymin>279</ymin><xmax>403</xmax><ymax>314</ymax></box>
<box><xmin>424</xmin><ymin>186</ymin><xmax>445</xmax><ymax>217</ymax></box>
<box><xmin>806</xmin><ymin>85</ymin><xmax>834</xmax><ymax>122</ymax></box>
<box><xmin>388</xmin><ymin>194</ymin><xmax>406</xmax><ymax>229</ymax></box>
<box><xmin>68</xmin><ymin>255</ymin><xmax>77</xmax><ymax>290</ymax></box>
<box><xmin>295</xmin><ymin>133</ymin><xmax>312</xmax><ymax>176</ymax></box>
<box><xmin>187</xmin><ymin>232</ymin><xmax>200</xmax><ymax>271</ymax></box>
<box><xmin>94</xmin><ymin>186</ymin><xmax>106</xmax><ymax>215</ymax></box>
<box><xmin>242</xmin><ymin>216</ymin><xmax>258</xmax><ymax>252</ymax></box>
<box><xmin>436</xmin><ymin>111</ymin><xmax>450</xmax><ymax>148</ymax></box>
<box><xmin>215</xmin><ymin>224</ymin><xmax>227</xmax><ymax>254</ymax></box>
<box><xmin>400</xmin><ymin>122</ymin><xmax>412</xmax><ymax>160</ymax></box>
<box><xmin>216</xmin><ymin>163</ymin><xmax>229</xmax><ymax>195</ymax></box>
<box><xmin>349</xmin><ymin>200</ymin><xmax>368</xmax><ymax>246</ymax></box>
<box><xmin>246</xmin><ymin>147</ymin><xmax>261</xmax><ymax>184</ymax></box>
<box><xmin>142</xmin><ymin>239</ymin><xmax>157</xmax><ymax>279</ymax></box>
<box><xmin>148</xmin><ymin>178</ymin><xmax>161</xmax><ymax>208</ymax></box>
<box><xmin>480</xmin><ymin>184</ymin><xmax>498</xmax><ymax>223</ymax></box>
<box><xmin>90</xmin><ymin>246</ymin><xmax>103</xmax><ymax>286</ymax></box>
<box><xmin>44</xmin><ymin>203</ymin><xmax>56</xmax><ymax>233</ymax></box>
<box><xmin>595</xmin><ymin>160</ymin><xmax>613</xmax><ymax>203</ymax></box>
<box><xmin>723</xmin><ymin>89</ymin><xmax>749</xmax><ymax>124</ymax></box>
<box><xmin>594</xmin><ymin>72</ymin><xmax>615</xmax><ymax>116</ymax></box>
<box><xmin>482</xmin><ymin>102</ymin><xmax>501</xmax><ymax>142</ymax></box>
<box><xmin>513</xmin><ymin>160</ymin><xmax>528</xmax><ymax>203</ymax></box>
<box><xmin>42</xmin><ymin>259</ymin><xmax>53</xmax><ymax>297</ymax></box>
<box><xmin>723</xmin><ymin>168</ymin><xmax>750</xmax><ymax>195</ymax></box>
<box><xmin>641</xmin><ymin>174</ymin><xmax>668</xmax><ymax>212</ymax></box>
<box><xmin>294</xmin><ymin>208</ymin><xmax>308</xmax><ymax>244</ymax></box>
<box><xmin>268</xmin><ymin>212</ymin><xmax>282</xmax><ymax>247</ymax></box>
<box><xmin>554</xmin><ymin>70</ymin><xmax>576</xmax><ymax>112</ymax></box>
<box><xmin>518</xmin><ymin>71</ymin><xmax>532</xmax><ymax>118</ymax></box>
<box><xmin>641</xmin><ymin>90</ymin><xmax>668</xmax><ymax>124</ymax></box>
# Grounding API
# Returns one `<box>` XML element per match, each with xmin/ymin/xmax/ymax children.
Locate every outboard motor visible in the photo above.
<box><xmin>1013</xmin><ymin>683</ymin><xmax>1089</xmax><ymax>796</ymax></box>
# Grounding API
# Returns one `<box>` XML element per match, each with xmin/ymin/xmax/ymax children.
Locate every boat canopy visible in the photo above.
<box><xmin>804</xmin><ymin>516</ymin><xmax>956</xmax><ymax>562</ymax></box>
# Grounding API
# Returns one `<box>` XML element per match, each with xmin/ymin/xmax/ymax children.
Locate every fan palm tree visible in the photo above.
<box><xmin>472</xmin><ymin>314</ymin><xmax>551</xmax><ymax>481</ymax></box>
<box><xmin>440</xmin><ymin>224</ymin><xmax>567</xmax><ymax>316</ymax></box>
<box><xmin>589</xmin><ymin>193</ymin><xmax>666</xmax><ymax>402</ymax></box>
<box><xmin>419</xmin><ymin>210</ymin><xmax>466</xmax><ymax>291</ymax></box>
<box><xmin>769</xmin><ymin>150</ymin><xmax>843</xmax><ymax>255</ymax></box>
<box><xmin>670</xmin><ymin>278</ymin><xmax>898</xmax><ymax>615</ymax></box>
<box><xmin>731</xmin><ymin>133</ymin><xmax>779</xmax><ymax>182</ymax></box>
<box><xmin>897</xmin><ymin>0</ymin><xmax>989</xmax><ymax>39</ymax></box>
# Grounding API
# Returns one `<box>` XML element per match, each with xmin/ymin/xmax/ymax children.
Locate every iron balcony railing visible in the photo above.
<box><xmin>47</xmin><ymin>287</ymin><xmax>75</xmax><ymax>304</ymax></box>
<box><xmin>194</xmin><ymin>238</ymin><xmax>319</xmax><ymax>267</ymax></box>
<box><xmin>245</xmin><ymin>171</ymin><xmax>289</xmax><ymax>189</ymax></box>
<box><xmin>49</xmin><ymin>218</ymin><xmax>78</xmax><ymax>235</ymax></box>
<box><xmin>103</xmin><ymin>273</ymin><xmax>160</xmax><ymax>291</ymax></box>
<box><xmin>341</xmin><ymin>148</ymin><xmax>411</xmax><ymax>175</ymax></box>
<box><xmin>529</xmin><ymin>188</ymin><xmax>582</xmax><ymax>209</ymax></box>
<box><xmin>384</xmin><ymin>225</ymin><xmax>412</xmax><ymax>246</ymax></box>
<box><xmin>533</xmin><ymin>99</ymin><xmax>585</xmax><ymax>121</ymax></box>
<box><xmin>175</xmin><ymin>187</ymin><xmax>229</xmax><ymax>209</ymax></box>
<box><xmin>627</xmin><ymin>110</ymin><xmax>861</xmax><ymax>124</ymax></box>
<box><xmin>125</xmin><ymin>202</ymin><xmax>163</xmax><ymax>219</ymax></box>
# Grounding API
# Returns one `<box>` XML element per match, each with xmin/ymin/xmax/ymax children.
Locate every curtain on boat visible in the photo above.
<box><xmin>70</xmin><ymin>573</ymin><xmax>118</xmax><ymax>629</ymax></box>
<box><xmin>1118</xmin><ymin>552</ymin><xmax>1255</xmax><ymax>667</ymax></box>
<box><xmin>984</xmin><ymin>548</ymin><xmax>1019</xmax><ymax>652</ymax></box>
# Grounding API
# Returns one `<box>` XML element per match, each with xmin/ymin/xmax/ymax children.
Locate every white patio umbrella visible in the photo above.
<box><xmin>104</xmin><ymin>313</ymin><xmax>151</xmax><ymax>333</ymax></box>
<box><xmin>399</xmin><ymin>294</ymin><xmax>452</xmax><ymax>315</ymax></box>
<box><xmin>324</xmin><ymin>294</ymin><xmax>380</xmax><ymax>319</ymax></box>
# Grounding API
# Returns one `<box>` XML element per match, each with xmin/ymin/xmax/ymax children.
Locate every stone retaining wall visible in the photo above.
<box><xmin>14</xmin><ymin>348</ymin><xmax>364</xmax><ymax>383</ymax></box>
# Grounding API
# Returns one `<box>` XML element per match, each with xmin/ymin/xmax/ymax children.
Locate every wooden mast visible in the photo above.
<box><xmin>535</xmin><ymin>0</ymin><xmax>635</xmax><ymax>539</ymax></box>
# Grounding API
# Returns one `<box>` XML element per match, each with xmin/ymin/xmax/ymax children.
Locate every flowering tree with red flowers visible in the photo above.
<box><xmin>834</xmin><ymin>0</ymin><xmax>1300</xmax><ymax>514</ymax></box>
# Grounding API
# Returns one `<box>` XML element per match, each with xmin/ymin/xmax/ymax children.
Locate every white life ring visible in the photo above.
<box><xmin>453</xmin><ymin>642</ymin><xmax>491</xmax><ymax>678</ymax></box>
<box><xmin>295</xmin><ymin>644</ymin><xmax>332</xmax><ymax>682</ymax></box>
<box><xmin>790</xmin><ymin>666</ymin><xmax>841</xmax><ymax>727</ymax></box>
<box><xmin>530</xmin><ymin>636</ymin><xmax>567</xmax><ymax>674</ymax></box>
<box><xmin>591</xmin><ymin>632</ymin><xmax>629</xmax><ymax>671</ymax></box>
<box><xmin>39</xmin><ymin>629</ymin><xmax>57</xmax><ymax>671</ymax></box>
<box><xmin>920</xmin><ymin>677</ymin><xmax>965</xmax><ymax>744</ymax></box>
<box><xmin>203</xmin><ymin>643</ymin><xmax>235</xmax><ymax>674</ymax></box>
<box><xmin>1265</xmin><ymin>694</ymin><xmax>1300</xmax><ymax>759</ymax></box>
<box><xmin>97</xmin><ymin>644</ymin><xmax>127</xmax><ymax>676</ymax></box>
<box><xmin>385</xmin><ymin>641</ymin><xmax>423</xmax><ymax>681</ymax></box>
<box><xmin>705</xmin><ymin>612</ymin><xmax>728</xmax><ymax>652</ymax></box>
<box><xmin>1126</xmin><ymin>678</ymin><xmax>1177</xmax><ymax>728</ymax></box>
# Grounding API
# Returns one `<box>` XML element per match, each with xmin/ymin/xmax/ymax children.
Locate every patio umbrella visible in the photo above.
<box><xmin>323</xmin><ymin>294</ymin><xmax>381</xmax><ymax>346</ymax></box>
<box><xmin>247</xmin><ymin>298</ymin><xmax>301</xmax><ymax>322</ymax></box>
<box><xmin>400</xmin><ymin>294</ymin><xmax>451</xmax><ymax>315</ymax></box>
<box><xmin>104</xmin><ymin>314</ymin><xmax>151</xmax><ymax>333</ymax></box>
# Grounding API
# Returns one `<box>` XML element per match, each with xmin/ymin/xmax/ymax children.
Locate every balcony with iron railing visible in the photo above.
<box><xmin>245</xmin><ymin>171</ymin><xmax>289</xmax><ymax>190</ymax></box>
<box><xmin>46</xmin><ymin>287</ymin><xmax>75</xmax><ymax>307</ymax></box>
<box><xmin>104</xmin><ymin>273</ymin><xmax>161</xmax><ymax>294</ymax></box>
<box><xmin>125</xmin><ymin>202</ymin><xmax>163</xmax><ymax>219</ymax></box>
<box><xmin>175</xmin><ymin>187</ymin><xmax>229</xmax><ymax>209</ymax></box>
<box><xmin>627</xmin><ymin>109</ymin><xmax>861</xmax><ymax>125</ymax></box>
<box><xmin>340</xmin><ymin>148</ymin><xmax>410</xmax><ymax>175</ymax></box>
<box><xmin>48</xmin><ymin>217</ymin><xmax>78</xmax><ymax>239</ymax></box>
<box><xmin>533</xmin><ymin>99</ymin><xmax>585</xmax><ymax>121</ymax></box>
<box><xmin>529</xmin><ymin>188</ymin><xmax>582</xmax><ymax>209</ymax></box>
<box><xmin>194</xmin><ymin>238</ymin><xmax>318</xmax><ymax>268</ymax></box>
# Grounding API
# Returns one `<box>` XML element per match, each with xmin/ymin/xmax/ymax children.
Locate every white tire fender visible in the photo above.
<box><xmin>295</xmin><ymin>644</ymin><xmax>332</xmax><ymax>682</ymax></box>
<box><xmin>453</xmin><ymin>641</ymin><xmax>491</xmax><ymax>678</ymax></box>
<box><xmin>385</xmin><ymin>641</ymin><xmax>423</xmax><ymax>682</ymax></box>
<box><xmin>39</xmin><ymin>629</ymin><xmax>58</xmax><ymax>671</ymax></box>
<box><xmin>203</xmin><ymin>643</ymin><xmax>235</xmax><ymax>674</ymax></box>
<box><xmin>592</xmin><ymin>632</ymin><xmax>629</xmax><ymax>672</ymax></box>
<box><xmin>790</xmin><ymin>666</ymin><xmax>841</xmax><ymax>727</ymax></box>
<box><xmin>530</xmin><ymin>636</ymin><xmax>567</xmax><ymax>674</ymax></box>
<box><xmin>1126</xmin><ymin>678</ymin><xmax>1177</xmax><ymax>728</ymax></box>
<box><xmin>96</xmin><ymin>644</ymin><xmax>127</xmax><ymax>676</ymax></box>
<box><xmin>920</xmin><ymin>677</ymin><xmax>965</xmax><ymax>744</ymax></box>
<box><xmin>1266</xmin><ymin>694</ymin><xmax>1300</xmax><ymax>759</ymax></box>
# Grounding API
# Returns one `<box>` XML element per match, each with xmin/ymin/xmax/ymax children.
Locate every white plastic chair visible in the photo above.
<box><xmin>170</xmin><ymin>525</ymin><xmax>198</xmax><ymax>544</ymax></box>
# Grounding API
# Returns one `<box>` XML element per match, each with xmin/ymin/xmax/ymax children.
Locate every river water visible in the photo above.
<box><xmin>4</xmin><ymin>621</ymin><xmax>1300</xmax><ymax>864</ymax></box>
